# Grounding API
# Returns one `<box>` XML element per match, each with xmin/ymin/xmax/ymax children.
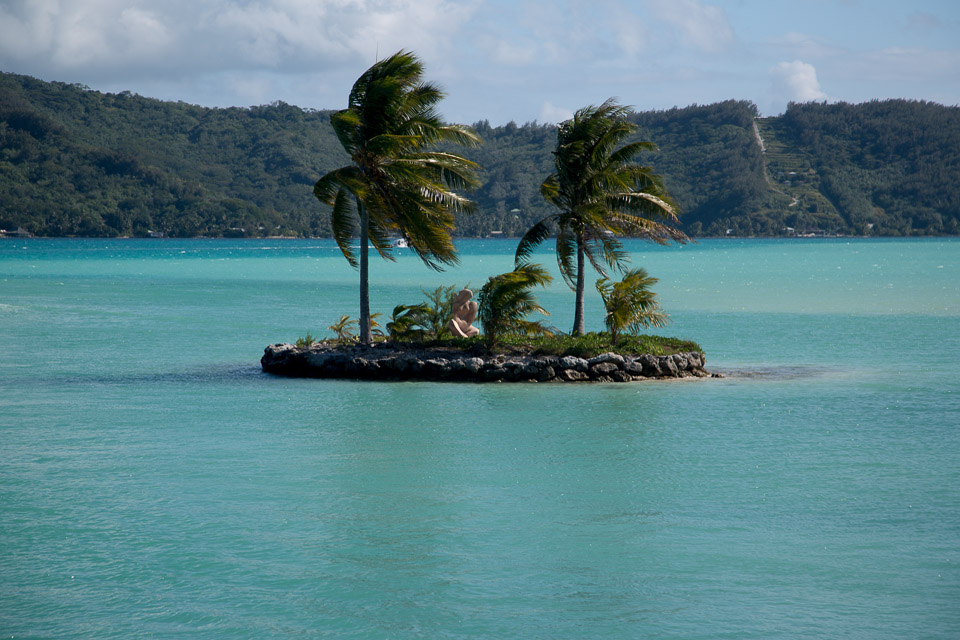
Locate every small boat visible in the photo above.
<box><xmin>390</xmin><ymin>237</ymin><xmax>409</xmax><ymax>248</ymax></box>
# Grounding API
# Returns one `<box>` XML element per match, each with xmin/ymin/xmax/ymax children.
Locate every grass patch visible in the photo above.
<box><xmin>523</xmin><ymin>333</ymin><xmax>701</xmax><ymax>358</ymax></box>
<box><xmin>295</xmin><ymin>332</ymin><xmax>317</xmax><ymax>348</ymax></box>
<box><xmin>309</xmin><ymin>332</ymin><xmax>701</xmax><ymax>359</ymax></box>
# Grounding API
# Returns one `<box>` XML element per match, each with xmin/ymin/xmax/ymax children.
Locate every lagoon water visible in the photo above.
<box><xmin>1</xmin><ymin>237</ymin><xmax>959</xmax><ymax>638</ymax></box>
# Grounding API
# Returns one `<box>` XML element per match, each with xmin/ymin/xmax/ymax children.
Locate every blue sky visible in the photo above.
<box><xmin>1</xmin><ymin>0</ymin><xmax>958</xmax><ymax>124</ymax></box>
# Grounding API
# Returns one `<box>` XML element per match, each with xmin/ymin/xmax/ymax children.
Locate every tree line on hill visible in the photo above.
<box><xmin>1</xmin><ymin>71</ymin><xmax>958</xmax><ymax>238</ymax></box>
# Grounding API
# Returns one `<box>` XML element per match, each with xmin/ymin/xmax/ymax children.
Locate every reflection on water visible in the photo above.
<box><xmin>712</xmin><ymin>365</ymin><xmax>843</xmax><ymax>380</ymax></box>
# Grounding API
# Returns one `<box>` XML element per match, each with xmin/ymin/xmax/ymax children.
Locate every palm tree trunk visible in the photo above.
<box><xmin>358</xmin><ymin>201</ymin><xmax>373</xmax><ymax>345</ymax></box>
<box><xmin>573</xmin><ymin>235</ymin><xmax>586</xmax><ymax>336</ymax></box>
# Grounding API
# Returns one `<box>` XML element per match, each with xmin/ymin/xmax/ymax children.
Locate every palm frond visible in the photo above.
<box><xmin>540</xmin><ymin>173</ymin><xmax>560</xmax><ymax>203</ymax></box>
<box><xmin>437</xmin><ymin>123</ymin><xmax>483</xmax><ymax>148</ymax></box>
<box><xmin>386</xmin><ymin>303</ymin><xmax>431</xmax><ymax>340</ymax></box>
<box><xmin>582</xmin><ymin>228</ymin><xmax>629</xmax><ymax>275</ymax></box>
<box><xmin>330</xmin><ymin>189</ymin><xmax>358</xmax><ymax>268</ymax></box>
<box><xmin>596</xmin><ymin>267</ymin><xmax>669</xmax><ymax>342</ymax></box>
<box><xmin>555</xmin><ymin>223</ymin><xmax>579</xmax><ymax>290</ymax></box>
<box><xmin>606</xmin><ymin>140</ymin><xmax>658</xmax><ymax>168</ymax></box>
<box><xmin>477</xmin><ymin>263</ymin><xmax>553</xmax><ymax>343</ymax></box>
<box><xmin>314</xmin><ymin>166</ymin><xmax>362</xmax><ymax>205</ymax></box>
<box><xmin>329</xmin><ymin>109</ymin><xmax>363</xmax><ymax>156</ymax></box>
<box><xmin>607</xmin><ymin>191</ymin><xmax>680</xmax><ymax>221</ymax></box>
<box><xmin>514</xmin><ymin>217</ymin><xmax>556</xmax><ymax>268</ymax></box>
<box><xmin>604</xmin><ymin>208</ymin><xmax>688</xmax><ymax>244</ymax></box>
<box><xmin>328</xmin><ymin>314</ymin><xmax>358</xmax><ymax>342</ymax></box>
<box><xmin>400</xmin><ymin>152</ymin><xmax>481</xmax><ymax>190</ymax></box>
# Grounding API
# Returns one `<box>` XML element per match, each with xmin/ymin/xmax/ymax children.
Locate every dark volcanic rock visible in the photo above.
<box><xmin>260</xmin><ymin>343</ymin><xmax>711</xmax><ymax>383</ymax></box>
<box><xmin>537</xmin><ymin>365</ymin><xmax>556</xmax><ymax>382</ymax></box>
<box><xmin>660</xmin><ymin>357</ymin><xmax>679</xmax><ymax>377</ymax></box>
<box><xmin>624</xmin><ymin>358</ymin><xmax>645</xmax><ymax>376</ymax></box>
<box><xmin>638</xmin><ymin>354</ymin><xmax>660</xmax><ymax>376</ymax></box>
<box><xmin>482</xmin><ymin>366</ymin><xmax>508</xmax><ymax>381</ymax></box>
<box><xmin>589</xmin><ymin>362</ymin><xmax>620</xmax><ymax>377</ymax></box>
<box><xmin>559</xmin><ymin>356</ymin><xmax>588</xmax><ymax>372</ymax></box>
<box><xmin>588</xmin><ymin>352</ymin><xmax>626</xmax><ymax>368</ymax></box>
<box><xmin>557</xmin><ymin>368</ymin><xmax>590</xmax><ymax>382</ymax></box>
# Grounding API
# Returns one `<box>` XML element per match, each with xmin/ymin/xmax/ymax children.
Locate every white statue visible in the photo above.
<box><xmin>448</xmin><ymin>288</ymin><xmax>480</xmax><ymax>337</ymax></box>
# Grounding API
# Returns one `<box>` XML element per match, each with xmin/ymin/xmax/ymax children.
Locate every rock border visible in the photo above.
<box><xmin>261</xmin><ymin>342</ymin><xmax>715</xmax><ymax>382</ymax></box>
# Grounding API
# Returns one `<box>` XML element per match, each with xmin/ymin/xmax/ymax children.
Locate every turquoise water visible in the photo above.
<box><xmin>1</xmin><ymin>238</ymin><xmax>958</xmax><ymax>639</ymax></box>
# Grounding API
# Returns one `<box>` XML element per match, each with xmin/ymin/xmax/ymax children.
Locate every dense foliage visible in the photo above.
<box><xmin>477</xmin><ymin>263</ymin><xmax>553</xmax><ymax>345</ymax></box>
<box><xmin>517</xmin><ymin>98</ymin><xmax>686</xmax><ymax>335</ymax></box>
<box><xmin>1</xmin><ymin>72</ymin><xmax>347</xmax><ymax>237</ymax></box>
<box><xmin>772</xmin><ymin>100</ymin><xmax>960</xmax><ymax>236</ymax></box>
<box><xmin>2</xmin><ymin>72</ymin><xmax>958</xmax><ymax>237</ymax></box>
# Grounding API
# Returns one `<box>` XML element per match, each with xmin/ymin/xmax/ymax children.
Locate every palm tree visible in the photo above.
<box><xmin>314</xmin><ymin>50</ymin><xmax>481</xmax><ymax>344</ymax></box>
<box><xmin>477</xmin><ymin>263</ymin><xmax>553</xmax><ymax>346</ymax></box>
<box><xmin>386</xmin><ymin>303</ymin><xmax>431</xmax><ymax>341</ymax></box>
<box><xmin>328</xmin><ymin>314</ymin><xmax>358</xmax><ymax>343</ymax></box>
<box><xmin>595</xmin><ymin>267</ymin><xmax>669</xmax><ymax>345</ymax></box>
<box><xmin>515</xmin><ymin>99</ymin><xmax>687</xmax><ymax>335</ymax></box>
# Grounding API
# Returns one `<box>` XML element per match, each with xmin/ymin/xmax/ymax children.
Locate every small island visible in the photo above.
<box><xmin>261</xmin><ymin>333</ymin><xmax>714</xmax><ymax>383</ymax></box>
<box><xmin>263</xmin><ymin>51</ymin><xmax>714</xmax><ymax>383</ymax></box>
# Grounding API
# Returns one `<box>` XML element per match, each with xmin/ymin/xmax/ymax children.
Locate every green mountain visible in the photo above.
<box><xmin>2</xmin><ymin>71</ymin><xmax>958</xmax><ymax>237</ymax></box>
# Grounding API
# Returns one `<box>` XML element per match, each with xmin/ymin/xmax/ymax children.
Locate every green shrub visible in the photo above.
<box><xmin>420</xmin><ymin>284</ymin><xmax>460</xmax><ymax>339</ymax></box>
<box><xmin>386</xmin><ymin>303</ymin><xmax>431</xmax><ymax>341</ymax></box>
<box><xmin>328</xmin><ymin>314</ymin><xmax>358</xmax><ymax>343</ymax></box>
<box><xmin>477</xmin><ymin>264</ymin><xmax>553</xmax><ymax>346</ymax></box>
<box><xmin>295</xmin><ymin>332</ymin><xmax>317</xmax><ymax>349</ymax></box>
<box><xmin>596</xmin><ymin>267</ymin><xmax>669</xmax><ymax>344</ymax></box>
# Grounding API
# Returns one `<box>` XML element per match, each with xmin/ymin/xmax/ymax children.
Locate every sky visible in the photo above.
<box><xmin>1</xmin><ymin>0</ymin><xmax>959</xmax><ymax>125</ymax></box>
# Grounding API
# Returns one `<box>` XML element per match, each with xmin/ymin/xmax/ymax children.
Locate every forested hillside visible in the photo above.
<box><xmin>2</xmin><ymin>71</ymin><xmax>957</xmax><ymax>237</ymax></box>
<box><xmin>772</xmin><ymin>100</ymin><xmax>960</xmax><ymax>235</ymax></box>
<box><xmin>0</xmin><ymin>73</ymin><xmax>347</xmax><ymax>237</ymax></box>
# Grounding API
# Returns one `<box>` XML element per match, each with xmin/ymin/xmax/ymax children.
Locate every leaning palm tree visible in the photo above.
<box><xmin>596</xmin><ymin>267</ymin><xmax>669</xmax><ymax>345</ymax></box>
<box><xmin>314</xmin><ymin>50</ymin><xmax>481</xmax><ymax>344</ymax></box>
<box><xmin>515</xmin><ymin>99</ymin><xmax>687</xmax><ymax>335</ymax></box>
<box><xmin>477</xmin><ymin>263</ymin><xmax>553</xmax><ymax>346</ymax></box>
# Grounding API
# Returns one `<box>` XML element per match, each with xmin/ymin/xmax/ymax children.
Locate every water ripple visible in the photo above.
<box><xmin>5</xmin><ymin>364</ymin><xmax>266</xmax><ymax>389</ymax></box>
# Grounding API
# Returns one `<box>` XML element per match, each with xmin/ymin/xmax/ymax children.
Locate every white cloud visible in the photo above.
<box><xmin>538</xmin><ymin>101</ymin><xmax>573</xmax><ymax>124</ymax></box>
<box><xmin>610</xmin><ymin>9</ymin><xmax>649</xmax><ymax>59</ymax></box>
<box><xmin>473</xmin><ymin>0</ymin><xmax>651</xmax><ymax>68</ymax></box>
<box><xmin>0</xmin><ymin>0</ymin><xmax>480</xmax><ymax>79</ymax></box>
<box><xmin>647</xmin><ymin>0</ymin><xmax>736</xmax><ymax>54</ymax></box>
<box><xmin>0</xmin><ymin>0</ymin><xmax>59</xmax><ymax>60</ymax></box>
<box><xmin>771</xmin><ymin>60</ymin><xmax>827</xmax><ymax>104</ymax></box>
<box><xmin>119</xmin><ymin>8</ymin><xmax>173</xmax><ymax>57</ymax></box>
<box><xmin>2</xmin><ymin>0</ymin><xmax>958</xmax><ymax>123</ymax></box>
<box><xmin>0</xmin><ymin>0</ymin><xmax>178</xmax><ymax>71</ymax></box>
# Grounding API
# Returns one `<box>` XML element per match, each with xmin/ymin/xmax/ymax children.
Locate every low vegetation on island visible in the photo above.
<box><xmin>296</xmin><ymin>279</ymin><xmax>699</xmax><ymax>360</ymax></box>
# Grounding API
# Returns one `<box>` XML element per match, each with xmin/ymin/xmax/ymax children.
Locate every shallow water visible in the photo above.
<box><xmin>2</xmin><ymin>238</ymin><xmax>959</xmax><ymax>638</ymax></box>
